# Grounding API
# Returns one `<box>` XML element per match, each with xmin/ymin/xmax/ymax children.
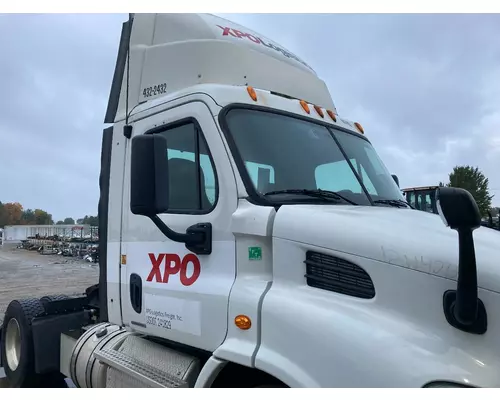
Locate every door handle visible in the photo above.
<box><xmin>129</xmin><ymin>273</ymin><xmax>142</xmax><ymax>314</ymax></box>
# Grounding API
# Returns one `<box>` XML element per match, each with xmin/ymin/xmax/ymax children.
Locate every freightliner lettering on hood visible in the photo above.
<box><xmin>273</xmin><ymin>204</ymin><xmax>500</xmax><ymax>293</ymax></box>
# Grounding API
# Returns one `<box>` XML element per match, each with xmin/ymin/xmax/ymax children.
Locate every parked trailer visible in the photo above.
<box><xmin>2</xmin><ymin>225</ymin><xmax>93</xmax><ymax>244</ymax></box>
<box><xmin>1</xmin><ymin>13</ymin><xmax>500</xmax><ymax>388</ymax></box>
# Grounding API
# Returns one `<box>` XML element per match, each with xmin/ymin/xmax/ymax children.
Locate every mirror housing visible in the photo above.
<box><xmin>436</xmin><ymin>187</ymin><xmax>481</xmax><ymax>230</ymax></box>
<box><xmin>436</xmin><ymin>186</ymin><xmax>487</xmax><ymax>334</ymax></box>
<box><xmin>130</xmin><ymin>134</ymin><xmax>169</xmax><ymax>216</ymax></box>
<box><xmin>129</xmin><ymin>133</ymin><xmax>212</xmax><ymax>255</ymax></box>
<box><xmin>391</xmin><ymin>174</ymin><xmax>399</xmax><ymax>187</ymax></box>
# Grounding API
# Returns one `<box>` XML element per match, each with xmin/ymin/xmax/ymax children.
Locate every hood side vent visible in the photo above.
<box><xmin>304</xmin><ymin>251</ymin><xmax>375</xmax><ymax>299</ymax></box>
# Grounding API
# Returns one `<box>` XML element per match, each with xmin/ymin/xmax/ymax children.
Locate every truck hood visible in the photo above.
<box><xmin>273</xmin><ymin>204</ymin><xmax>500</xmax><ymax>293</ymax></box>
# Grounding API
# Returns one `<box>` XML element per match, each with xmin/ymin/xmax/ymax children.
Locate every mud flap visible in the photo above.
<box><xmin>32</xmin><ymin>311</ymin><xmax>90</xmax><ymax>374</ymax></box>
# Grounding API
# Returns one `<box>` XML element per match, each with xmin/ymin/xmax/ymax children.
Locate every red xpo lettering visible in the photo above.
<box><xmin>217</xmin><ymin>25</ymin><xmax>264</xmax><ymax>43</ymax></box>
<box><xmin>146</xmin><ymin>253</ymin><xmax>201</xmax><ymax>286</ymax></box>
<box><xmin>215</xmin><ymin>25</ymin><xmax>312</xmax><ymax>70</ymax></box>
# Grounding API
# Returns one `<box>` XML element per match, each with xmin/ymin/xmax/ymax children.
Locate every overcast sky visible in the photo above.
<box><xmin>1</xmin><ymin>13</ymin><xmax>499</xmax><ymax>221</ymax></box>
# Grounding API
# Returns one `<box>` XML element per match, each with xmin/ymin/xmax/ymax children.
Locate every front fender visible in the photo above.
<box><xmin>255</xmin><ymin>238</ymin><xmax>500</xmax><ymax>388</ymax></box>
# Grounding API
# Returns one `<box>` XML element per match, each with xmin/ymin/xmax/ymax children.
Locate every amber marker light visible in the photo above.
<box><xmin>235</xmin><ymin>315</ymin><xmax>252</xmax><ymax>330</ymax></box>
<box><xmin>327</xmin><ymin>110</ymin><xmax>337</xmax><ymax>122</ymax></box>
<box><xmin>314</xmin><ymin>105</ymin><xmax>324</xmax><ymax>118</ymax></box>
<box><xmin>354</xmin><ymin>122</ymin><xmax>364</xmax><ymax>134</ymax></box>
<box><xmin>300</xmin><ymin>100</ymin><xmax>310</xmax><ymax>114</ymax></box>
<box><xmin>247</xmin><ymin>86</ymin><xmax>257</xmax><ymax>102</ymax></box>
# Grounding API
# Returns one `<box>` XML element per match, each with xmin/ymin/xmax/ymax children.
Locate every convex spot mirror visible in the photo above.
<box><xmin>130</xmin><ymin>134</ymin><xmax>169</xmax><ymax>216</ymax></box>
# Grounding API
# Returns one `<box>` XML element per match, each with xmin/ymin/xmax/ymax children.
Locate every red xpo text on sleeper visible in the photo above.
<box><xmin>215</xmin><ymin>25</ymin><xmax>312</xmax><ymax>70</ymax></box>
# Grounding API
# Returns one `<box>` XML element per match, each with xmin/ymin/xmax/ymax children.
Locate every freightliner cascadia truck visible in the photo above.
<box><xmin>1</xmin><ymin>13</ymin><xmax>500</xmax><ymax>388</ymax></box>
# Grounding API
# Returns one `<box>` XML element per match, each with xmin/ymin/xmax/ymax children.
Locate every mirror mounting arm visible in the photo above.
<box><xmin>437</xmin><ymin>187</ymin><xmax>487</xmax><ymax>334</ymax></box>
<box><xmin>455</xmin><ymin>228</ymin><xmax>479</xmax><ymax>322</ymax></box>
<box><xmin>443</xmin><ymin>227</ymin><xmax>487</xmax><ymax>335</ymax></box>
<box><xmin>150</xmin><ymin>215</ymin><xmax>212</xmax><ymax>255</ymax></box>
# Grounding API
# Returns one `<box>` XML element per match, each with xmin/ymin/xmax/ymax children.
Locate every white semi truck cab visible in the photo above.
<box><xmin>1</xmin><ymin>13</ymin><xmax>500</xmax><ymax>388</ymax></box>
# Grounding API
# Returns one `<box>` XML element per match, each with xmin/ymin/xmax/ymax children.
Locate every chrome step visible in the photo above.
<box><xmin>94</xmin><ymin>348</ymin><xmax>188</xmax><ymax>388</ymax></box>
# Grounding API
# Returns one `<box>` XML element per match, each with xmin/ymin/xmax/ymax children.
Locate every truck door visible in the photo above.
<box><xmin>120</xmin><ymin>101</ymin><xmax>238</xmax><ymax>352</ymax></box>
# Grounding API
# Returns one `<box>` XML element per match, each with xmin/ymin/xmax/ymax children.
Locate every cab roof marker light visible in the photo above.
<box><xmin>247</xmin><ymin>86</ymin><xmax>258</xmax><ymax>102</ymax></box>
<box><xmin>314</xmin><ymin>105</ymin><xmax>324</xmax><ymax>118</ymax></box>
<box><xmin>354</xmin><ymin>122</ymin><xmax>364</xmax><ymax>134</ymax></box>
<box><xmin>300</xmin><ymin>100</ymin><xmax>310</xmax><ymax>114</ymax></box>
<box><xmin>327</xmin><ymin>110</ymin><xmax>337</xmax><ymax>122</ymax></box>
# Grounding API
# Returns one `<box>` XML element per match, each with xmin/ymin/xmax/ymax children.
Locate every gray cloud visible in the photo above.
<box><xmin>221</xmin><ymin>13</ymin><xmax>500</xmax><ymax>198</ymax></box>
<box><xmin>1</xmin><ymin>13</ymin><xmax>499</xmax><ymax>221</ymax></box>
<box><xmin>0</xmin><ymin>13</ymin><xmax>124</xmax><ymax>220</ymax></box>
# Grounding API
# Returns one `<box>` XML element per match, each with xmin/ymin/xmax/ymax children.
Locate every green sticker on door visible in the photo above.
<box><xmin>248</xmin><ymin>246</ymin><xmax>262</xmax><ymax>261</ymax></box>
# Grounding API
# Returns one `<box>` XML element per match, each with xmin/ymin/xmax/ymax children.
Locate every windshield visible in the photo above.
<box><xmin>223</xmin><ymin>108</ymin><xmax>406</xmax><ymax>207</ymax></box>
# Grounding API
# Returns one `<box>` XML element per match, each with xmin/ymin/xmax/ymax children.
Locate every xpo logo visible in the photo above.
<box><xmin>146</xmin><ymin>253</ymin><xmax>201</xmax><ymax>286</ymax></box>
<box><xmin>215</xmin><ymin>25</ymin><xmax>312</xmax><ymax>70</ymax></box>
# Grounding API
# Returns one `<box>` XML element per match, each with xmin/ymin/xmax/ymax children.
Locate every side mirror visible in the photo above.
<box><xmin>130</xmin><ymin>133</ymin><xmax>212</xmax><ymax>255</ymax></box>
<box><xmin>436</xmin><ymin>187</ymin><xmax>481</xmax><ymax>230</ymax></box>
<box><xmin>436</xmin><ymin>186</ymin><xmax>487</xmax><ymax>334</ymax></box>
<box><xmin>391</xmin><ymin>174</ymin><xmax>399</xmax><ymax>187</ymax></box>
<box><xmin>130</xmin><ymin>134</ymin><xmax>169</xmax><ymax>216</ymax></box>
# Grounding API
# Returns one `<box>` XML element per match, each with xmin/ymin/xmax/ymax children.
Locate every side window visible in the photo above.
<box><xmin>422</xmin><ymin>193</ymin><xmax>432</xmax><ymax>212</ymax></box>
<box><xmin>407</xmin><ymin>192</ymin><xmax>416</xmax><ymax>208</ymax></box>
<box><xmin>157</xmin><ymin>121</ymin><xmax>217</xmax><ymax>212</ymax></box>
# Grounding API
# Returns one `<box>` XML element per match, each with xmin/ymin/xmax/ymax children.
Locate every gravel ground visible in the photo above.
<box><xmin>0</xmin><ymin>245</ymin><xmax>98</xmax><ymax>388</ymax></box>
<box><xmin>0</xmin><ymin>245</ymin><xmax>99</xmax><ymax>326</ymax></box>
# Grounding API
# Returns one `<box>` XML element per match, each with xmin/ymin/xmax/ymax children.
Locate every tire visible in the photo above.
<box><xmin>40</xmin><ymin>294</ymin><xmax>69</xmax><ymax>303</ymax></box>
<box><xmin>1</xmin><ymin>298</ymin><xmax>68</xmax><ymax>388</ymax></box>
<box><xmin>1</xmin><ymin>298</ymin><xmax>44</xmax><ymax>387</ymax></box>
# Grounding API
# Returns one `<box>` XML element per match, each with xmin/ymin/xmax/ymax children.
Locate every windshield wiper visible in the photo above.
<box><xmin>373</xmin><ymin>199</ymin><xmax>411</xmax><ymax>208</ymax></box>
<box><xmin>263</xmin><ymin>189</ymin><xmax>358</xmax><ymax>205</ymax></box>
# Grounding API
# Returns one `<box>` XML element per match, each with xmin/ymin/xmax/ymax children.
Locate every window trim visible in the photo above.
<box><xmin>218</xmin><ymin>103</ymin><xmax>373</xmax><ymax>207</ymax></box>
<box><xmin>142</xmin><ymin>117</ymin><xmax>219</xmax><ymax>215</ymax></box>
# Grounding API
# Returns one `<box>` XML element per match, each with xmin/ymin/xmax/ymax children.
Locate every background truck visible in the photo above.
<box><xmin>1</xmin><ymin>13</ymin><xmax>500</xmax><ymax>388</ymax></box>
<box><xmin>402</xmin><ymin>185</ymin><xmax>439</xmax><ymax>213</ymax></box>
<box><xmin>403</xmin><ymin>185</ymin><xmax>499</xmax><ymax>230</ymax></box>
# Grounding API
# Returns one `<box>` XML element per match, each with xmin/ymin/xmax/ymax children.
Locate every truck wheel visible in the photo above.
<box><xmin>1</xmin><ymin>298</ymin><xmax>44</xmax><ymax>387</ymax></box>
<box><xmin>40</xmin><ymin>294</ymin><xmax>69</xmax><ymax>303</ymax></box>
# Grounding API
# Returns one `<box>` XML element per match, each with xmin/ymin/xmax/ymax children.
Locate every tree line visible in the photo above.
<box><xmin>0</xmin><ymin>202</ymin><xmax>98</xmax><ymax>228</ymax></box>
<box><xmin>55</xmin><ymin>215</ymin><xmax>99</xmax><ymax>226</ymax></box>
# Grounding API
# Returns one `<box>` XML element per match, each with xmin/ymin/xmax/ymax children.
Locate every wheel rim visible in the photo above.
<box><xmin>5</xmin><ymin>318</ymin><xmax>22</xmax><ymax>371</ymax></box>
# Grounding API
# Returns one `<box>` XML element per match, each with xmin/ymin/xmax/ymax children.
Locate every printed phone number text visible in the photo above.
<box><xmin>146</xmin><ymin>316</ymin><xmax>172</xmax><ymax>330</ymax></box>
